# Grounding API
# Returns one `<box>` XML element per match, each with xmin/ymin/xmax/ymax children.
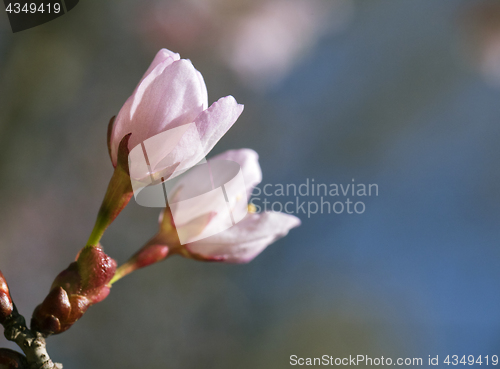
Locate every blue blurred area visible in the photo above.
<box><xmin>1</xmin><ymin>0</ymin><xmax>500</xmax><ymax>368</ymax></box>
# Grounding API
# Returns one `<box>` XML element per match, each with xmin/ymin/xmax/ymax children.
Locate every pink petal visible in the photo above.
<box><xmin>210</xmin><ymin>149</ymin><xmax>262</xmax><ymax>198</ymax></box>
<box><xmin>143</xmin><ymin>95</ymin><xmax>244</xmax><ymax>178</ymax></box>
<box><xmin>111</xmin><ymin>59</ymin><xmax>208</xmax><ymax>165</ymax></box>
<box><xmin>161</xmin><ymin>157</ymin><xmax>248</xmax><ymax>245</ymax></box>
<box><xmin>195</xmin><ymin>95</ymin><xmax>244</xmax><ymax>155</ymax></box>
<box><xmin>195</xmin><ymin>70</ymin><xmax>209</xmax><ymax>111</ymax></box>
<box><xmin>140</xmin><ymin>49</ymin><xmax>180</xmax><ymax>84</ymax></box>
<box><xmin>165</xmin><ymin>148</ymin><xmax>260</xmax><ymax>207</ymax></box>
<box><xmin>186</xmin><ymin>212</ymin><xmax>301</xmax><ymax>263</ymax></box>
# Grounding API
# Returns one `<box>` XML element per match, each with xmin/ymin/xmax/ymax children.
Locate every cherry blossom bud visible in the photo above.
<box><xmin>0</xmin><ymin>271</ymin><xmax>13</xmax><ymax>324</ymax></box>
<box><xmin>76</xmin><ymin>246</ymin><xmax>117</xmax><ymax>303</ymax></box>
<box><xmin>31</xmin><ymin>287</ymin><xmax>73</xmax><ymax>335</ymax></box>
<box><xmin>109</xmin><ymin>48</ymin><xmax>243</xmax><ymax>181</ymax></box>
<box><xmin>131</xmin><ymin>244</ymin><xmax>170</xmax><ymax>270</ymax></box>
<box><xmin>31</xmin><ymin>246</ymin><xmax>116</xmax><ymax>335</ymax></box>
<box><xmin>110</xmin><ymin>243</ymin><xmax>170</xmax><ymax>284</ymax></box>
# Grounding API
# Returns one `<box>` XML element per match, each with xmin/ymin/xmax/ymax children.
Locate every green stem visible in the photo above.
<box><xmin>109</xmin><ymin>260</ymin><xmax>137</xmax><ymax>285</ymax></box>
<box><xmin>87</xmin><ymin>166</ymin><xmax>133</xmax><ymax>246</ymax></box>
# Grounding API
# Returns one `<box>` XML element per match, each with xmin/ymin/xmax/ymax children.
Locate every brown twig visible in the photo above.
<box><xmin>2</xmin><ymin>304</ymin><xmax>62</xmax><ymax>369</ymax></box>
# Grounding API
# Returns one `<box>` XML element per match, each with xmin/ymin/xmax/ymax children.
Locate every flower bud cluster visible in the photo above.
<box><xmin>31</xmin><ymin>246</ymin><xmax>116</xmax><ymax>335</ymax></box>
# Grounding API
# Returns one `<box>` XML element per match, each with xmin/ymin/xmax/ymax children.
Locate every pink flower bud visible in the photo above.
<box><xmin>0</xmin><ymin>271</ymin><xmax>13</xmax><ymax>324</ymax></box>
<box><xmin>109</xmin><ymin>49</ymin><xmax>244</xmax><ymax>181</ymax></box>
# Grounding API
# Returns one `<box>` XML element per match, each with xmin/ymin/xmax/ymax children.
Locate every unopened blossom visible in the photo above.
<box><xmin>109</xmin><ymin>48</ymin><xmax>244</xmax><ymax>181</ymax></box>
<box><xmin>89</xmin><ymin>48</ymin><xmax>243</xmax><ymax>245</ymax></box>
<box><xmin>31</xmin><ymin>246</ymin><xmax>116</xmax><ymax>335</ymax></box>
<box><xmin>119</xmin><ymin>149</ymin><xmax>300</xmax><ymax>270</ymax></box>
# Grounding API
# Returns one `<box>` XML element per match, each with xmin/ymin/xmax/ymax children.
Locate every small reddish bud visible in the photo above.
<box><xmin>31</xmin><ymin>246</ymin><xmax>116</xmax><ymax>335</ymax></box>
<box><xmin>58</xmin><ymin>295</ymin><xmax>90</xmax><ymax>333</ymax></box>
<box><xmin>50</xmin><ymin>262</ymin><xmax>81</xmax><ymax>295</ymax></box>
<box><xmin>31</xmin><ymin>307</ymin><xmax>61</xmax><ymax>336</ymax></box>
<box><xmin>31</xmin><ymin>287</ymin><xmax>70</xmax><ymax>335</ymax></box>
<box><xmin>133</xmin><ymin>244</ymin><xmax>170</xmax><ymax>269</ymax></box>
<box><xmin>85</xmin><ymin>285</ymin><xmax>110</xmax><ymax>305</ymax></box>
<box><xmin>77</xmin><ymin>245</ymin><xmax>117</xmax><ymax>301</ymax></box>
<box><xmin>0</xmin><ymin>271</ymin><xmax>13</xmax><ymax>324</ymax></box>
<box><xmin>0</xmin><ymin>348</ymin><xmax>28</xmax><ymax>369</ymax></box>
<box><xmin>110</xmin><ymin>243</ymin><xmax>170</xmax><ymax>284</ymax></box>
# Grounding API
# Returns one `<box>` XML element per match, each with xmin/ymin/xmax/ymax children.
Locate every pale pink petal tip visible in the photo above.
<box><xmin>187</xmin><ymin>212</ymin><xmax>301</xmax><ymax>263</ymax></box>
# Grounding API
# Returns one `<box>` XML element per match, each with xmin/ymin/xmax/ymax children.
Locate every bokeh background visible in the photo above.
<box><xmin>1</xmin><ymin>0</ymin><xmax>500</xmax><ymax>368</ymax></box>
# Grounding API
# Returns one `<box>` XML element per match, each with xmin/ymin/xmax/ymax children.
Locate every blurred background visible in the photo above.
<box><xmin>1</xmin><ymin>0</ymin><xmax>500</xmax><ymax>367</ymax></box>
